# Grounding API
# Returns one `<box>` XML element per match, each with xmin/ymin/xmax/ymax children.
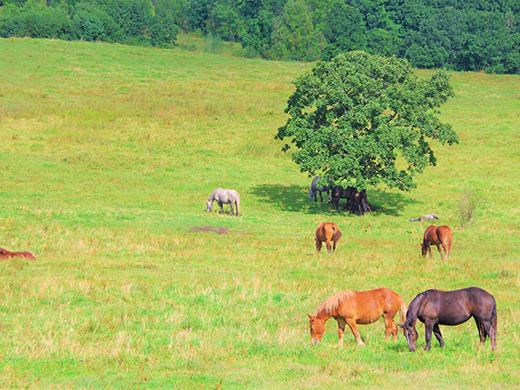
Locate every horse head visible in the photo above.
<box><xmin>398</xmin><ymin>321</ymin><xmax>418</xmax><ymax>351</ymax></box>
<box><xmin>205</xmin><ymin>200</ymin><xmax>213</xmax><ymax>212</ymax></box>
<box><xmin>421</xmin><ymin>242</ymin><xmax>428</xmax><ymax>257</ymax></box>
<box><xmin>307</xmin><ymin>314</ymin><xmax>325</xmax><ymax>345</ymax></box>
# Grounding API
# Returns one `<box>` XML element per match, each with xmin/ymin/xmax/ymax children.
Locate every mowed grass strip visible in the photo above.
<box><xmin>0</xmin><ymin>38</ymin><xmax>519</xmax><ymax>388</ymax></box>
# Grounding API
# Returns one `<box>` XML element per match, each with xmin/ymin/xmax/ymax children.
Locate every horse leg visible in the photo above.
<box><xmin>337</xmin><ymin>319</ymin><xmax>346</xmax><ymax>346</ymax></box>
<box><xmin>315</xmin><ymin>238</ymin><xmax>322</xmax><ymax>253</ymax></box>
<box><xmin>488</xmin><ymin>320</ymin><xmax>497</xmax><ymax>350</ymax></box>
<box><xmin>325</xmin><ymin>239</ymin><xmax>332</xmax><ymax>254</ymax></box>
<box><xmin>218</xmin><ymin>202</ymin><xmax>224</xmax><ymax>213</ymax></box>
<box><xmin>477</xmin><ymin>317</ymin><xmax>496</xmax><ymax>350</ymax></box>
<box><xmin>427</xmin><ymin>244</ymin><xmax>433</xmax><ymax>259</ymax></box>
<box><xmin>424</xmin><ymin>321</ymin><xmax>434</xmax><ymax>351</ymax></box>
<box><xmin>346</xmin><ymin>318</ymin><xmax>364</xmax><ymax>345</ymax></box>
<box><xmin>442</xmin><ymin>240</ymin><xmax>450</xmax><ymax>259</ymax></box>
<box><xmin>433</xmin><ymin>324</ymin><xmax>444</xmax><ymax>348</ymax></box>
<box><xmin>436</xmin><ymin>244</ymin><xmax>444</xmax><ymax>259</ymax></box>
<box><xmin>383</xmin><ymin>314</ymin><xmax>398</xmax><ymax>342</ymax></box>
<box><xmin>319</xmin><ymin>190</ymin><xmax>323</xmax><ymax>202</ymax></box>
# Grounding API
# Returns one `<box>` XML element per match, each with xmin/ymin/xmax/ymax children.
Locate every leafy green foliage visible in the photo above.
<box><xmin>276</xmin><ymin>52</ymin><xmax>458</xmax><ymax>191</ymax></box>
<box><xmin>0</xmin><ymin>0</ymin><xmax>520</xmax><ymax>73</ymax></box>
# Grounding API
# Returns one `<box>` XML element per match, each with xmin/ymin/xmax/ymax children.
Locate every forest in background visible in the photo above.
<box><xmin>1</xmin><ymin>0</ymin><xmax>519</xmax><ymax>74</ymax></box>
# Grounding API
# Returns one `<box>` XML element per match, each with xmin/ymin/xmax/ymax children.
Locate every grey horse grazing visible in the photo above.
<box><xmin>309</xmin><ymin>176</ymin><xmax>332</xmax><ymax>202</ymax></box>
<box><xmin>206</xmin><ymin>188</ymin><xmax>240</xmax><ymax>216</ymax></box>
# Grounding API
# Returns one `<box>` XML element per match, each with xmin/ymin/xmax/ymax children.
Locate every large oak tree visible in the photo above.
<box><xmin>276</xmin><ymin>51</ymin><xmax>458</xmax><ymax>192</ymax></box>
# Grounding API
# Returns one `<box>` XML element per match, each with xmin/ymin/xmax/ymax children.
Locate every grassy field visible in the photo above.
<box><xmin>1</xmin><ymin>37</ymin><xmax>519</xmax><ymax>388</ymax></box>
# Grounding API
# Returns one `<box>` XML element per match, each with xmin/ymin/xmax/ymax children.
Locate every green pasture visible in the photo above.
<box><xmin>1</xmin><ymin>38</ymin><xmax>519</xmax><ymax>388</ymax></box>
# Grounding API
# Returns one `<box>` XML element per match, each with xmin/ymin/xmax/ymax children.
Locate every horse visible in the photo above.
<box><xmin>331</xmin><ymin>186</ymin><xmax>355</xmax><ymax>210</ymax></box>
<box><xmin>0</xmin><ymin>248</ymin><xmax>36</xmax><ymax>260</ymax></box>
<box><xmin>410</xmin><ymin>214</ymin><xmax>439</xmax><ymax>222</ymax></box>
<box><xmin>398</xmin><ymin>287</ymin><xmax>497</xmax><ymax>352</ymax></box>
<box><xmin>422</xmin><ymin>225</ymin><xmax>453</xmax><ymax>259</ymax></box>
<box><xmin>315</xmin><ymin>222</ymin><xmax>342</xmax><ymax>254</ymax></box>
<box><xmin>206</xmin><ymin>188</ymin><xmax>240</xmax><ymax>216</ymax></box>
<box><xmin>308</xmin><ymin>288</ymin><xmax>407</xmax><ymax>346</ymax></box>
<box><xmin>309</xmin><ymin>176</ymin><xmax>332</xmax><ymax>202</ymax></box>
<box><xmin>331</xmin><ymin>186</ymin><xmax>370</xmax><ymax>215</ymax></box>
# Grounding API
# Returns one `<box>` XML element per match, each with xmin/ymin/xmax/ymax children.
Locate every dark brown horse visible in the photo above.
<box><xmin>0</xmin><ymin>248</ymin><xmax>36</xmax><ymax>260</ymax></box>
<box><xmin>331</xmin><ymin>186</ymin><xmax>355</xmax><ymax>210</ymax></box>
<box><xmin>331</xmin><ymin>186</ymin><xmax>370</xmax><ymax>215</ymax></box>
<box><xmin>308</xmin><ymin>288</ymin><xmax>407</xmax><ymax>345</ymax></box>
<box><xmin>422</xmin><ymin>225</ymin><xmax>453</xmax><ymax>259</ymax></box>
<box><xmin>315</xmin><ymin>222</ymin><xmax>342</xmax><ymax>254</ymax></box>
<box><xmin>399</xmin><ymin>287</ymin><xmax>497</xmax><ymax>351</ymax></box>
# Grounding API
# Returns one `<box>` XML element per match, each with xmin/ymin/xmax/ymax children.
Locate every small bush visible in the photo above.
<box><xmin>456</xmin><ymin>187</ymin><xmax>482</xmax><ymax>229</ymax></box>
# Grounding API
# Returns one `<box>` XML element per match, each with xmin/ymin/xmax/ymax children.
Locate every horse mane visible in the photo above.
<box><xmin>314</xmin><ymin>290</ymin><xmax>356</xmax><ymax>315</ymax></box>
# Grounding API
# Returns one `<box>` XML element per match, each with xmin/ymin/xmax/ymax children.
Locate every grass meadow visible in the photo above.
<box><xmin>1</xmin><ymin>37</ymin><xmax>519</xmax><ymax>388</ymax></box>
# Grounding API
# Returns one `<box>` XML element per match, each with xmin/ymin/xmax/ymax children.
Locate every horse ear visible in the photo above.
<box><xmin>397</xmin><ymin>323</ymin><xmax>404</xmax><ymax>328</ymax></box>
<box><xmin>307</xmin><ymin>314</ymin><xmax>314</xmax><ymax>320</ymax></box>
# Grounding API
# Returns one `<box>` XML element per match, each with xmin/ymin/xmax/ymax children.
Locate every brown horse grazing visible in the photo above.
<box><xmin>399</xmin><ymin>287</ymin><xmax>497</xmax><ymax>352</ymax></box>
<box><xmin>422</xmin><ymin>225</ymin><xmax>453</xmax><ymax>259</ymax></box>
<box><xmin>315</xmin><ymin>222</ymin><xmax>342</xmax><ymax>254</ymax></box>
<box><xmin>0</xmin><ymin>248</ymin><xmax>36</xmax><ymax>260</ymax></box>
<box><xmin>308</xmin><ymin>288</ymin><xmax>407</xmax><ymax>346</ymax></box>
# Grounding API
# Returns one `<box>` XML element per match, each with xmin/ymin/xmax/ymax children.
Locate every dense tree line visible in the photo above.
<box><xmin>1</xmin><ymin>0</ymin><xmax>519</xmax><ymax>73</ymax></box>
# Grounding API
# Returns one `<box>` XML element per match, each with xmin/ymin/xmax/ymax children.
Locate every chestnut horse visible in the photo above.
<box><xmin>422</xmin><ymin>225</ymin><xmax>453</xmax><ymax>259</ymax></box>
<box><xmin>308</xmin><ymin>288</ymin><xmax>407</xmax><ymax>345</ymax></box>
<box><xmin>399</xmin><ymin>287</ymin><xmax>497</xmax><ymax>351</ymax></box>
<box><xmin>0</xmin><ymin>248</ymin><xmax>35</xmax><ymax>260</ymax></box>
<box><xmin>315</xmin><ymin>222</ymin><xmax>342</xmax><ymax>254</ymax></box>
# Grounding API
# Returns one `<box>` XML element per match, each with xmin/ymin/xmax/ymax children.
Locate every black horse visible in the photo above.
<box><xmin>399</xmin><ymin>287</ymin><xmax>497</xmax><ymax>351</ymax></box>
<box><xmin>309</xmin><ymin>176</ymin><xmax>332</xmax><ymax>202</ymax></box>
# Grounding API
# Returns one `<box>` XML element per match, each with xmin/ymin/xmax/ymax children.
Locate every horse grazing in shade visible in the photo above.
<box><xmin>331</xmin><ymin>186</ymin><xmax>355</xmax><ymax>210</ymax></box>
<box><xmin>315</xmin><ymin>222</ymin><xmax>342</xmax><ymax>254</ymax></box>
<box><xmin>206</xmin><ymin>188</ymin><xmax>240</xmax><ymax>216</ymax></box>
<box><xmin>331</xmin><ymin>186</ymin><xmax>370</xmax><ymax>215</ymax></box>
<box><xmin>308</xmin><ymin>288</ymin><xmax>407</xmax><ymax>346</ymax></box>
<box><xmin>0</xmin><ymin>248</ymin><xmax>36</xmax><ymax>260</ymax></box>
<box><xmin>422</xmin><ymin>225</ymin><xmax>453</xmax><ymax>259</ymax></box>
<box><xmin>309</xmin><ymin>176</ymin><xmax>332</xmax><ymax>202</ymax></box>
<box><xmin>399</xmin><ymin>287</ymin><xmax>497</xmax><ymax>352</ymax></box>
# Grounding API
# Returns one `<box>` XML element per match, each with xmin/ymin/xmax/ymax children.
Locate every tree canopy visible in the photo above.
<box><xmin>276</xmin><ymin>51</ymin><xmax>458</xmax><ymax>191</ymax></box>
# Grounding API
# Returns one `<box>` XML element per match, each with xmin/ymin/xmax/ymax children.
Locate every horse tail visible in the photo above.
<box><xmin>490</xmin><ymin>300</ymin><xmax>498</xmax><ymax>349</ymax></box>
<box><xmin>235</xmin><ymin>193</ymin><xmax>240</xmax><ymax>216</ymax></box>
<box><xmin>399</xmin><ymin>300</ymin><xmax>408</xmax><ymax>325</ymax></box>
<box><xmin>332</xmin><ymin>226</ymin><xmax>342</xmax><ymax>243</ymax></box>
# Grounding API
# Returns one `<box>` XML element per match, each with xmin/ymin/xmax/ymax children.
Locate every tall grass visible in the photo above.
<box><xmin>0</xmin><ymin>38</ymin><xmax>519</xmax><ymax>388</ymax></box>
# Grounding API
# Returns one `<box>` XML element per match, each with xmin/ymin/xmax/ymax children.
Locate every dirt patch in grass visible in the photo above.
<box><xmin>189</xmin><ymin>226</ymin><xmax>230</xmax><ymax>235</ymax></box>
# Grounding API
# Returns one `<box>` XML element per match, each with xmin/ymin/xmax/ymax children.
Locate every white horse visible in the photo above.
<box><xmin>206</xmin><ymin>188</ymin><xmax>240</xmax><ymax>216</ymax></box>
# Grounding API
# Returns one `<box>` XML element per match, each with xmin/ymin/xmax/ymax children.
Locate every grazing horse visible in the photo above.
<box><xmin>206</xmin><ymin>188</ymin><xmax>240</xmax><ymax>216</ymax></box>
<box><xmin>315</xmin><ymin>222</ymin><xmax>342</xmax><ymax>254</ymax></box>
<box><xmin>331</xmin><ymin>186</ymin><xmax>370</xmax><ymax>215</ymax></box>
<box><xmin>399</xmin><ymin>287</ymin><xmax>497</xmax><ymax>352</ymax></box>
<box><xmin>309</xmin><ymin>176</ymin><xmax>332</xmax><ymax>202</ymax></box>
<box><xmin>308</xmin><ymin>288</ymin><xmax>407</xmax><ymax>345</ymax></box>
<box><xmin>422</xmin><ymin>225</ymin><xmax>453</xmax><ymax>259</ymax></box>
<box><xmin>331</xmin><ymin>186</ymin><xmax>355</xmax><ymax>210</ymax></box>
<box><xmin>0</xmin><ymin>248</ymin><xmax>36</xmax><ymax>260</ymax></box>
